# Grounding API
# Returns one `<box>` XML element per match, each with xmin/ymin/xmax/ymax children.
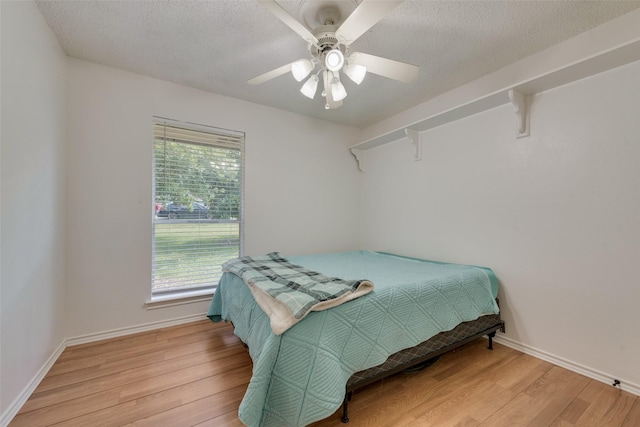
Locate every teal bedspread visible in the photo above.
<box><xmin>208</xmin><ymin>251</ymin><xmax>499</xmax><ymax>426</ymax></box>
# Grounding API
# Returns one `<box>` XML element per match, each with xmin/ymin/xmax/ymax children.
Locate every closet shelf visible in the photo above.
<box><xmin>349</xmin><ymin>36</ymin><xmax>640</xmax><ymax>159</ymax></box>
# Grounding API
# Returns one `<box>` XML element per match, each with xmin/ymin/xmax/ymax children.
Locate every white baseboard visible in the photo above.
<box><xmin>494</xmin><ymin>335</ymin><xmax>640</xmax><ymax>397</ymax></box>
<box><xmin>0</xmin><ymin>340</ymin><xmax>66</xmax><ymax>427</ymax></box>
<box><xmin>0</xmin><ymin>313</ymin><xmax>209</xmax><ymax>427</ymax></box>
<box><xmin>65</xmin><ymin>312</ymin><xmax>208</xmax><ymax>346</ymax></box>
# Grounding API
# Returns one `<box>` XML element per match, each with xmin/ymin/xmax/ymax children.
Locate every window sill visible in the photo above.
<box><xmin>145</xmin><ymin>288</ymin><xmax>214</xmax><ymax>310</ymax></box>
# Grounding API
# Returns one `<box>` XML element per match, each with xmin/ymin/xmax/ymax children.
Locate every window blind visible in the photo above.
<box><xmin>152</xmin><ymin>119</ymin><xmax>244</xmax><ymax>295</ymax></box>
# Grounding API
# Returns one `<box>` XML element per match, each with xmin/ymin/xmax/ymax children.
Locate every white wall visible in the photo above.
<box><xmin>65</xmin><ymin>59</ymin><xmax>361</xmax><ymax>338</ymax></box>
<box><xmin>0</xmin><ymin>1</ymin><xmax>68</xmax><ymax>420</ymax></box>
<box><xmin>359</xmin><ymin>60</ymin><xmax>640</xmax><ymax>390</ymax></box>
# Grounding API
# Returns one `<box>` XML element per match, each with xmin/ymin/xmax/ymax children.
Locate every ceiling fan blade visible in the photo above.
<box><xmin>349</xmin><ymin>52</ymin><xmax>419</xmax><ymax>83</ymax></box>
<box><xmin>323</xmin><ymin>70</ymin><xmax>343</xmax><ymax>109</ymax></box>
<box><xmin>247</xmin><ymin>63</ymin><xmax>292</xmax><ymax>85</ymax></box>
<box><xmin>258</xmin><ymin>0</ymin><xmax>318</xmax><ymax>44</ymax></box>
<box><xmin>335</xmin><ymin>0</ymin><xmax>404</xmax><ymax>45</ymax></box>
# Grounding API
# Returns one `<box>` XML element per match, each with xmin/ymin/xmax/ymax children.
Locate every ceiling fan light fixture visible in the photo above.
<box><xmin>324</xmin><ymin>49</ymin><xmax>344</xmax><ymax>72</ymax></box>
<box><xmin>344</xmin><ymin>62</ymin><xmax>367</xmax><ymax>85</ymax></box>
<box><xmin>300</xmin><ymin>74</ymin><xmax>319</xmax><ymax>99</ymax></box>
<box><xmin>330</xmin><ymin>79</ymin><xmax>347</xmax><ymax>102</ymax></box>
<box><xmin>291</xmin><ymin>59</ymin><xmax>315</xmax><ymax>82</ymax></box>
<box><xmin>251</xmin><ymin>0</ymin><xmax>421</xmax><ymax>111</ymax></box>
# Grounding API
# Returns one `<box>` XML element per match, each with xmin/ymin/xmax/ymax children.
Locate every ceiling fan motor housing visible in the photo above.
<box><xmin>309</xmin><ymin>25</ymin><xmax>343</xmax><ymax>56</ymax></box>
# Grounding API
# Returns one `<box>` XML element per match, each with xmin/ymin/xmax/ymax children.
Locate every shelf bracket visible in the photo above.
<box><xmin>508</xmin><ymin>89</ymin><xmax>530</xmax><ymax>138</ymax></box>
<box><xmin>404</xmin><ymin>128</ymin><xmax>422</xmax><ymax>161</ymax></box>
<box><xmin>350</xmin><ymin>148</ymin><xmax>365</xmax><ymax>172</ymax></box>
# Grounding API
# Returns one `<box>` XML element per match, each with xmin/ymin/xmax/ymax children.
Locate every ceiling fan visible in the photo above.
<box><xmin>248</xmin><ymin>0</ymin><xmax>419</xmax><ymax>110</ymax></box>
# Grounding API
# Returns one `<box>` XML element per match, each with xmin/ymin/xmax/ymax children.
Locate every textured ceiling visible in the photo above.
<box><xmin>36</xmin><ymin>0</ymin><xmax>640</xmax><ymax>128</ymax></box>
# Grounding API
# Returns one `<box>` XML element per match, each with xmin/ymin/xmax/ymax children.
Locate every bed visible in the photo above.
<box><xmin>208</xmin><ymin>250</ymin><xmax>504</xmax><ymax>426</ymax></box>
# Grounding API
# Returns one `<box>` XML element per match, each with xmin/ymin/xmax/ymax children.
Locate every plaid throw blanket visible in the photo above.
<box><xmin>223</xmin><ymin>252</ymin><xmax>374</xmax><ymax>335</ymax></box>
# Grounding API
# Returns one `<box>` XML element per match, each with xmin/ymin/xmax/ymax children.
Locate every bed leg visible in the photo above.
<box><xmin>341</xmin><ymin>391</ymin><xmax>352</xmax><ymax>423</ymax></box>
<box><xmin>487</xmin><ymin>331</ymin><xmax>496</xmax><ymax>350</ymax></box>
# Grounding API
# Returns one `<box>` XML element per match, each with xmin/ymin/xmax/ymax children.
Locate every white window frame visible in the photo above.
<box><xmin>148</xmin><ymin>117</ymin><xmax>244</xmax><ymax>307</ymax></box>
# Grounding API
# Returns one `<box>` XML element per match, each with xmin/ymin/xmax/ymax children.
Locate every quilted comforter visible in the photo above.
<box><xmin>208</xmin><ymin>251</ymin><xmax>500</xmax><ymax>426</ymax></box>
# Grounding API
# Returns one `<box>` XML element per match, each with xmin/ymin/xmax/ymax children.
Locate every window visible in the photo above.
<box><xmin>152</xmin><ymin>118</ymin><xmax>244</xmax><ymax>297</ymax></box>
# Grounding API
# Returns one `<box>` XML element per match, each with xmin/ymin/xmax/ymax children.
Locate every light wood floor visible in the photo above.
<box><xmin>10</xmin><ymin>319</ymin><xmax>640</xmax><ymax>427</ymax></box>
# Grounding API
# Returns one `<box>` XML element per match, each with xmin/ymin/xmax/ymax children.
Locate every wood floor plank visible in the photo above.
<box><xmin>10</xmin><ymin>388</ymin><xmax>123</xmax><ymax>427</ymax></box>
<box><xmin>50</xmin><ymin>320</ymin><xmax>231</xmax><ymax>374</ymax></box>
<box><xmin>313</xmin><ymin>340</ymin><xmax>521</xmax><ymax>427</ymax></box>
<box><xmin>193</xmin><ymin>410</ymin><xmax>247</xmax><ymax>427</ymax></box>
<box><xmin>50</xmin><ymin>334</ymin><xmax>229</xmax><ymax>380</ymax></box>
<box><xmin>480</xmin><ymin>366</ymin><xmax>590</xmax><ymax>427</ymax></box>
<box><xmin>9</xmin><ymin>320</ymin><xmax>639</xmax><ymax>427</ymax></box>
<box><xmin>117</xmin><ymin>353</ymin><xmax>250</xmax><ymax>401</ymax></box>
<box><xmin>416</xmin><ymin>380</ymin><xmax>515</xmax><ymax>426</ymax></box>
<box><xmin>400</xmin><ymin>344</ymin><xmax>517</xmax><ymax>418</ymax></box>
<box><xmin>34</xmin><ymin>340</ymin><xmax>244</xmax><ymax>395</ymax></box>
<box><xmin>152</xmin><ymin>319</ymin><xmax>222</xmax><ymax>341</ymax></box>
<box><xmin>493</xmin><ymin>352</ymin><xmax>554</xmax><ymax>394</ymax></box>
<box><xmin>56</xmin><ymin>333</ymin><xmax>159</xmax><ymax>362</ymax></box>
<box><xmin>382</xmin><ymin>356</ymin><xmax>517</xmax><ymax>425</ymax></box>
<box><xmin>552</xmin><ymin>381</ymin><xmax>637</xmax><ymax>427</ymax></box>
<box><xmin>21</xmin><ymin>347</ymin><xmax>247</xmax><ymax>413</ymax></box>
<box><xmin>621</xmin><ymin>398</ymin><xmax>640</xmax><ymax>427</ymax></box>
<box><xmin>41</xmin><ymin>366</ymin><xmax>251</xmax><ymax>427</ymax></box>
<box><xmin>122</xmin><ymin>384</ymin><xmax>247</xmax><ymax>426</ymax></box>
